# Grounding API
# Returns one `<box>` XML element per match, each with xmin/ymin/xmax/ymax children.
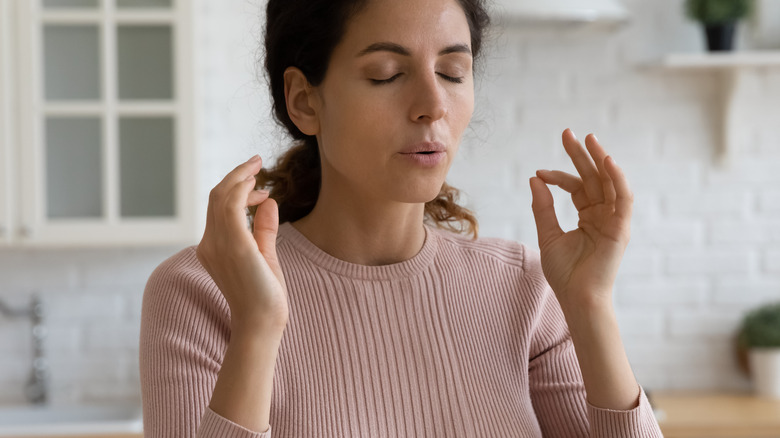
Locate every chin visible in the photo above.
<box><xmin>392</xmin><ymin>182</ymin><xmax>445</xmax><ymax>204</ymax></box>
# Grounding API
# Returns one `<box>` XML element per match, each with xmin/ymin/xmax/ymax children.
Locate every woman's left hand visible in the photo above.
<box><xmin>529</xmin><ymin>128</ymin><xmax>633</xmax><ymax>310</ymax></box>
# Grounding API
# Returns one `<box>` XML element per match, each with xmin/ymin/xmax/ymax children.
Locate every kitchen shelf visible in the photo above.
<box><xmin>652</xmin><ymin>391</ymin><xmax>780</xmax><ymax>438</ymax></box>
<box><xmin>659</xmin><ymin>51</ymin><xmax>780</xmax><ymax>164</ymax></box>
<box><xmin>662</xmin><ymin>51</ymin><xmax>780</xmax><ymax>68</ymax></box>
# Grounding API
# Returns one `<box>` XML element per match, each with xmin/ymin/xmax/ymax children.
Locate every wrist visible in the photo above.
<box><xmin>230</xmin><ymin>315</ymin><xmax>287</xmax><ymax>342</ymax></box>
<box><xmin>230</xmin><ymin>305</ymin><xmax>288</xmax><ymax>332</ymax></box>
<box><xmin>558</xmin><ymin>292</ymin><xmax>615</xmax><ymax>321</ymax></box>
<box><xmin>227</xmin><ymin>328</ymin><xmax>285</xmax><ymax>361</ymax></box>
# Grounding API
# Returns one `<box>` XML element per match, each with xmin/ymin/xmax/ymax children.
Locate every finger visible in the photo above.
<box><xmin>209</xmin><ymin>156</ymin><xmax>263</xmax><ymax>232</ymax></box>
<box><xmin>536</xmin><ymin>170</ymin><xmax>590</xmax><ymax>211</ymax></box>
<box><xmin>253</xmin><ymin>197</ymin><xmax>285</xmax><ymax>285</ymax></box>
<box><xmin>223</xmin><ymin>176</ymin><xmax>264</xmax><ymax>238</ymax></box>
<box><xmin>244</xmin><ymin>190</ymin><xmax>271</xmax><ymax>234</ymax></box>
<box><xmin>584</xmin><ymin>134</ymin><xmax>616</xmax><ymax>204</ymax></box>
<box><xmin>530</xmin><ymin>176</ymin><xmax>564</xmax><ymax>248</ymax></box>
<box><xmin>561</xmin><ymin>129</ymin><xmax>604</xmax><ymax>204</ymax></box>
<box><xmin>604</xmin><ymin>156</ymin><xmax>633</xmax><ymax>223</ymax></box>
<box><xmin>536</xmin><ymin>170</ymin><xmax>582</xmax><ymax>193</ymax></box>
<box><xmin>219</xmin><ymin>155</ymin><xmax>264</xmax><ymax>194</ymax></box>
<box><xmin>247</xmin><ymin>189</ymin><xmax>271</xmax><ymax>206</ymax></box>
<box><xmin>253</xmin><ymin>197</ymin><xmax>279</xmax><ymax>258</ymax></box>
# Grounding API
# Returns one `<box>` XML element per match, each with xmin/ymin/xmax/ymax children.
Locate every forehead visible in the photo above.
<box><xmin>337</xmin><ymin>0</ymin><xmax>472</xmax><ymax>57</ymax></box>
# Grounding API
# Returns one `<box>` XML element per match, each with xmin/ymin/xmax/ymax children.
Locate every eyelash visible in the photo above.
<box><xmin>370</xmin><ymin>73</ymin><xmax>464</xmax><ymax>85</ymax></box>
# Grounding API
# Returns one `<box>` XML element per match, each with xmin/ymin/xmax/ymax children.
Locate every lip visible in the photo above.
<box><xmin>398</xmin><ymin>141</ymin><xmax>447</xmax><ymax>154</ymax></box>
<box><xmin>398</xmin><ymin>151</ymin><xmax>446</xmax><ymax>167</ymax></box>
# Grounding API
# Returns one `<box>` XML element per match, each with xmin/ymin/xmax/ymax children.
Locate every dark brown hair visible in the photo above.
<box><xmin>252</xmin><ymin>0</ymin><xmax>491</xmax><ymax>239</ymax></box>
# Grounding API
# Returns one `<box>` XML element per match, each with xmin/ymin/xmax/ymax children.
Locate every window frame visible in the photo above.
<box><xmin>0</xmin><ymin>0</ymin><xmax>16</xmax><ymax>246</ymax></box>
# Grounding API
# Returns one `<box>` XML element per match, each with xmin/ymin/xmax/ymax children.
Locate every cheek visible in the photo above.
<box><xmin>449</xmin><ymin>90</ymin><xmax>475</xmax><ymax>137</ymax></box>
<box><xmin>326</xmin><ymin>83</ymin><xmax>385</xmax><ymax>129</ymax></box>
<box><xmin>319</xmin><ymin>90</ymin><xmax>388</xmax><ymax>170</ymax></box>
<box><xmin>334</xmin><ymin>93</ymin><xmax>396</xmax><ymax>150</ymax></box>
<box><xmin>457</xmin><ymin>86</ymin><xmax>475</xmax><ymax>119</ymax></box>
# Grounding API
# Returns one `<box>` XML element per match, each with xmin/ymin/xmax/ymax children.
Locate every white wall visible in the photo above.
<box><xmin>1</xmin><ymin>0</ymin><xmax>779</xmax><ymax>405</ymax></box>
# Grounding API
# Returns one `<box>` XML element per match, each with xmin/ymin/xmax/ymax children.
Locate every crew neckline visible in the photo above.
<box><xmin>276</xmin><ymin>221</ymin><xmax>439</xmax><ymax>280</ymax></box>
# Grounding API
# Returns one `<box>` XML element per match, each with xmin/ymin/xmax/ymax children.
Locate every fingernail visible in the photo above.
<box><xmin>248</xmin><ymin>154</ymin><xmax>261</xmax><ymax>162</ymax></box>
<box><xmin>256</xmin><ymin>189</ymin><xmax>270</xmax><ymax>195</ymax></box>
<box><xmin>245</xmin><ymin>174</ymin><xmax>256</xmax><ymax>181</ymax></box>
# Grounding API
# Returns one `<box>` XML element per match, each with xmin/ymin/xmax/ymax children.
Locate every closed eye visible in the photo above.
<box><xmin>370</xmin><ymin>73</ymin><xmax>464</xmax><ymax>85</ymax></box>
<box><xmin>370</xmin><ymin>73</ymin><xmax>403</xmax><ymax>85</ymax></box>
<box><xmin>440</xmin><ymin>74</ymin><xmax>464</xmax><ymax>84</ymax></box>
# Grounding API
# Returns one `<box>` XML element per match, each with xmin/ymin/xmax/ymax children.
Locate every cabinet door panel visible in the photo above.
<box><xmin>45</xmin><ymin>117</ymin><xmax>103</xmax><ymax>219</ymax></box>
<box><xmin>43</xmin><ymin>25</ymin><xmax>101</xmax><ymax>101</ymax></box>
<box><xmin>117</xmin><ymin>25</ymin><xmax>173</xmax><ymax>100</ymax></box>
<box><xmin>119</xmin><ymin>117</ymin><xmax>175</xmax><ymax>218</ymax></box>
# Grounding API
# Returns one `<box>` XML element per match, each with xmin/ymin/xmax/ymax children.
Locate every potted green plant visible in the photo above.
<box><xmin>737</xmin><ymin>301</ymin><xmax>780</xmax><ymax>399</ymax></box>
<box><xmin>685</xmin><ymin>0</ymin><xmax>754</xmax><ymax>51</ymax></box>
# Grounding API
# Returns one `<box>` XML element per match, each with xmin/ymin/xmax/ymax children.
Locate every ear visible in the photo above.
<box><xmin>284</xmin><ymin>67</ymin><xmax>320</xmax><ymax>136</ymax></box>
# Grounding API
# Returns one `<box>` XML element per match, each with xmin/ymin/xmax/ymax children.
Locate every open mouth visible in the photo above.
<box><xmin>417</xmin><ymin>151</ymin><xmax>436</xmax><ymax>155</ymax></box>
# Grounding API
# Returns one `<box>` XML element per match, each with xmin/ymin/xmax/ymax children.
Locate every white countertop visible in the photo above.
<box><xmin>0</xmin><ymin>403</ymin><xmax>142</xmax><ymax>436</ymax></box>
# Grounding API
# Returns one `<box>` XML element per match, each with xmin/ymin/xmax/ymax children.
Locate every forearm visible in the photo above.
<box><xmin>208</xmin><ymin>322</ymin><xmax>284</xmax><ymax>433</ymax></box>
<box><xmin>560</xmin><ymin>297</ymin><xmax>640</xmax><ymax>411</ymax></box>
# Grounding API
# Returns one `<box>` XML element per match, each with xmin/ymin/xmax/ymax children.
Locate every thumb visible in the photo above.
<box><xmin>253</xmin><ymin>198</ymin><xmax>283</xmax><ymax>278</ymax></box>
<box><xmin>530</xmin><ymin>176</ymin><xmax>564</xmax><ymax>249</ymax></box>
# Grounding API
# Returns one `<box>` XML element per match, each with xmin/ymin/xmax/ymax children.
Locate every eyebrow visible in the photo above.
<box><xmin>356</xmin><ymin>41</ymin><xmax>472</xmax><ymax>58</ymax></box>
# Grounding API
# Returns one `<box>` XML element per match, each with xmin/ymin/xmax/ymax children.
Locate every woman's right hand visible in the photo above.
<box><xmin>196</xmin><ymin>155</ymin><xmax>289</xmax><ymax>333</ymax></box>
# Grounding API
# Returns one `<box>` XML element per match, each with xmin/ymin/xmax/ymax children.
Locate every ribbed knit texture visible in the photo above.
<box><xmin>140</xmin><ymin>221</ymin><xmax>664</xmax><ymax>437</ymax></box>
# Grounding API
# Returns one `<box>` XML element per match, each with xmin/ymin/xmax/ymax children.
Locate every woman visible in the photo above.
<box><xmin>140</xmin><ymin>0</ymin><xmax>664</xmax><ymax>436</ymax></box>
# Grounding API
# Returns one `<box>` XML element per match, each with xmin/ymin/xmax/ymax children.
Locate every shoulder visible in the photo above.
<box><xmin>431</xmin><ymin>225</ymin><xmax>545</xmax><ymax>280</ymax></box>
<box><xmin>431</xmin><ymin>226</ymin><xmax>553</xmax><ymax>315</ymax></box>
<box><xmin>145</xmin><ymin>245</ymin><xmax>214</xmax><ymax>295</ymax></box>
<box><xmin>142</xmin><ymin>245</ymin><xmax>229</xmax><ymax>326</ymax></box>
<box><xmin>140</xmin><ymin>246</ymin><xmax>231</xmax><ymax>371</ymax></box>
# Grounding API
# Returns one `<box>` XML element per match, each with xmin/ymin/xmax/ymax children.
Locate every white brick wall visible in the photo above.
<box><xmin>2</xmin><ymin>0</ymin><xmax>780</xmax><ymax>405</ymax></box>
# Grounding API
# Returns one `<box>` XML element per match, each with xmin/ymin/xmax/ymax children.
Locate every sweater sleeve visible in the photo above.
<box><xmin>139</xmin><ymin>248</ymin><xmax>273</xmax><ymax>438</ymax></box>
<box><xmin>523</xmin><ymin>248</ymin><xmax>663</xmax><ymax>437</ymax></box>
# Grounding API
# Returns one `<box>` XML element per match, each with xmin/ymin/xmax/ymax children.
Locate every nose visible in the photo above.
<box><xmin>409</xmin><ymin>71</ymin><xmax>447</xmax><ymax>123</ymax></box>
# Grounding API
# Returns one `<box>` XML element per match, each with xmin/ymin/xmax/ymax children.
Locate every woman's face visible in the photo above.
<box><xmin>311</xmin><ymin>0</ymin><xmax>475</xmax><ymax>204</ymax></box>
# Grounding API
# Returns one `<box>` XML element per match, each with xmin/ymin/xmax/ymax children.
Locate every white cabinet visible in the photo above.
<box><xmin>1</xmin><ymin>0</ymin><xmax>198</xmax><ymax>247</ymax></box>
<box><xmin>494</xmin><ymin>0</ymin><xmax>629</xmax><ymax>25</ymax></box>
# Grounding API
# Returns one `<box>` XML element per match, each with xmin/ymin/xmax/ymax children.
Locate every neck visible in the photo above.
<box><xmin>290</xmin><ymin>185</ymin><xmax>427</xmax><ymax>267</ymax></box>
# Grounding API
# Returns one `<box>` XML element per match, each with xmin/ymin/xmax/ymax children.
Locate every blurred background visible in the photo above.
<box><xmin>1</xmin><ymin>0</ymin><xmax>780</xmax><ymax>436</ymax></box>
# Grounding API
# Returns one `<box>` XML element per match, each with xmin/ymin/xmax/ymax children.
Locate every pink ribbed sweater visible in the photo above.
<box><xmin>140</xmin><ymin>221</ymin><xmax>663</xmax><ymax>437</ymax></box>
